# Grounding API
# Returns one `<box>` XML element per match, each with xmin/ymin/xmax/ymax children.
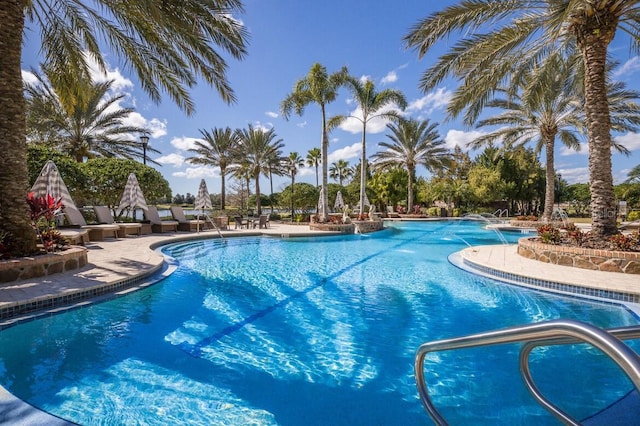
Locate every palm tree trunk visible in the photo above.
<box><xmin>542</xmin><ymin>137</ymin><xmax>555</xmax><ymax>221</ymax></box>
<box><xmin>0</xmin><ymin>1</ymin><xmax>38</xmax><ymax>256</ymax></box>
<box><xmin>320</xmin><ymin>105</ymin><xmax>329</xmax><ymax>222</ymax></box>
<box><xmin>290</xmin><ymin>176</ymin><xmax>295</xmax><ymax>220</ymax></box>
<box><xmin>579</xmin><ymin>31</ymin><xmax>617</xmax><ymax>237</ymax></box>
<box><xmin>407</xmin><ymin>166</ymin><xmax>414</xmax><ymax>212</ymax></box>
<box><xmin>255</xmin><ymin>174</ymin><xmax>261</xmax><ymax>215</ymax></box>
<box><xmin>220</xmin><ymin>169</ymin><xmax>226</xmax><ymax>210</ymax></box>
<box><xmin>359</xmin><ymin>121</ymin><xmax>367</xmax><ymax>216</ymax></box>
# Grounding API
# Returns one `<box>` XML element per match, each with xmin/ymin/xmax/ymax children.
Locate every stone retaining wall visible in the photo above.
<box><xmin>518</xmin><ymin>237</ymin><xmax>640</xmax><ymax>274</ymax></box>
<box><xmin>308</xmin><ymin>223</ymin><xmax>355</xmax><ymax>234</ymax></box>
<box><xmin>352</xmin><ymin>220</ymin><xmax>384</xmax><ymax>233</ymax></box>
<box><xmin>0</xmin><ymin>247</ymin><xmax>88</xmax><ymax>284</ymax></box>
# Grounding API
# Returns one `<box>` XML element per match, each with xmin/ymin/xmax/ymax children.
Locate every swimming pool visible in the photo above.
<box><xmin>0</xmin><ymin>221</ymin><xmax>637</xmax><ymax>425</ymax></box>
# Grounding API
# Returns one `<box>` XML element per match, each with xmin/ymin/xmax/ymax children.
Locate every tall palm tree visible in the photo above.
<box><xmin>372</xmin><ymin>118</ymin><xmax>450</xmax><ymax>211</ymax></box>
<box><xmin>283</xmin><ymin>152</ymin><xmax>305</xmax><ymax>219</ymax></box>
<box><xmin>25</xmin><ymin>68</ymin><xmax>157</xmax><ymax>163</ymax></box>
<box><xmin>473</xmin><ymin>56</ymin><xmax>640</xmax><ymax>221</ymax></box>
<box><xmin>331</xmin><ymin>77</ymin><xmax>407</xmax><ymax>215</ymax></box>
<box><xmin>329</xmin><ymin>160</ymin><xmax>354</xmax><ymax>186</ymax></box>
<box><xmin>234</xmin><ymin>124</ymin><xmax>284</xmax><ymax>215</ymax></box>
<box><xmin>306</xmin><ymin>147</ymin><xmax>322</xmax><ymax>187</ymax></box>
<box><xmin>281</xmin><ymin>63</ymin><xmax>349</xmax><ymax>222</ymax></box>
<box><xmin>186</xmin><ymin>127</ymin><xmax>239</xmax><ymax>210</ymax></box>
<box><xmin>404</xmin><ymin>1</ymin><xmax>640</xmax><ymax>237</ymax></box>
<box><xmin>1</xmin><ymin>0</ymin><xmax>248</xmax><ymax>255</ymax></box>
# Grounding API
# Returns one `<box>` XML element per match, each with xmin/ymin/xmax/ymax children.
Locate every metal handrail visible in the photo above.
<box><xmin>414</xmin><ymin>319</ymin><xmax>640</xmax><ymax>425</ymax></box>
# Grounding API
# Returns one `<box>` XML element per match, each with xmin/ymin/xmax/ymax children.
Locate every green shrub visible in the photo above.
<box><xmin>426</xmin><ymin>207</ymin><xmax>440</xmax><ymax>217</ymax></box>
<box><xmin>627</xmin><ymin>210</ymin><xmax>640</xmax><ymax>222</ymax></box>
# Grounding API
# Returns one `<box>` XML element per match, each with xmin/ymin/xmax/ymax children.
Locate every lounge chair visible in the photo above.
<box><xmin>257</xmin><ymin>214</ymin><xmax>269</xmax><ymax>229</ymax></box>
<box><xmin>64</xmin><ymin>207</ymin><xmax>120</xmax><ymax>241</ymax></box>
<box><xmin>233</xmin><ymin>215</ymin><xmax>248</xmax><ymax>229</ymax></box>
<box><xmin>386</xmin><ymin>206</ymin><xmax>400</xmax><ymax>218</ymax></box>
<box><xmin>620</xmin><ymin>220</ymin><xmax>640</xmax><ymax>231</ymax></box>
<box><xmin>57</xmin><ymin>228</ymin><xmax>89</xmax><ymax>245</ymax></box>
<box><xmin>145</xmin><ymin>206</ymin><xmax>179</xmax><ymax>233</ymax></box>
<box><xmin>94</xmin><ymin>206</ymin><xmax>142</xmax><ymax>237</ymax></box>
<box><xmin>170</xmin><ymin>206</ymin><xmax>207</xmax><ymax>232</ymax></box>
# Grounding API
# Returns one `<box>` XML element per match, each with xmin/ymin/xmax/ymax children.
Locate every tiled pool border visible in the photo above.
<box><xmin>451</xmin><ymin>252</ymin><xmax>640</xmax><ymax>318</ymax></box>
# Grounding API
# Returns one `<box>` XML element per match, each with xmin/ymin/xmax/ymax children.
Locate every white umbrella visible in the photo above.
<box><xmin>317</xmin><ymin>186</ymin><xmax>326</xmax><ymax>220</ymax></box>
<box><xmin>194</xmin><ymin>179</ymin><xmax>212</xmax><ymax>232</ymax></box>
<box><xmin>355</xmin><ymin>192</ymin><xmax>371</xmax><ymax>209</ymax></box>
<box><xmin>117</xmin><ymin>173</ymin><xmax>148</xmax><ymax>220</ymax></box>
<box><xmin>334</xmin><ymin>190</ymin><xmax>344</xmax><ymax>211</ymax></box>
<box><xmin>194</xmin><ymin>179</ymin><xmax>212</xmax><ymax>211</ymax></box>
<box><xmin>30</xmin><ymin>160</ymin><xmax>81</xmax><ymax>218</ymax></box>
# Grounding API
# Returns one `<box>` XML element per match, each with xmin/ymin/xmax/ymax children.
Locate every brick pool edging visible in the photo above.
<box><xmin>517</xmin><ymin>237</ymin><xmax>640</xmax><ymax>275</ymax></box>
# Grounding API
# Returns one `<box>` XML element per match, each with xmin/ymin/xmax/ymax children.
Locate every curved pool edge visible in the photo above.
<box><xmin>450</xmin><ymin>245</ymin><xmax>640</xmax><ymax>318</ymax></box>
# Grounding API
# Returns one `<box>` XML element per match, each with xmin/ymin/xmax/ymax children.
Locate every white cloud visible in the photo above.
<box><xmin>173</xmin><ymin>166</ymin><xmax>220</xmax><ymax>179</ymax></box>
<box><xmin>85</xmin><ymin>54</ymin><xmax>134</xmax><ymax>94</ymax></box>
<box><xmin>156</xmin><ymin>153</ymin><xmax>185</xmax><ymax>167</ymax></box>
<box><xmin>338</xmin><ymin>103</ymin><xmax>402</xmax><ymax>134</ymax></box>
<box><xmin>298</xmin><ymin>167</ymin><xmax>315</xmax><ymax>177</ymax></box>
<box><xmin>21</xmin><ymin>70</ymin><xmax>38</xmax><ymax>85</ymax></box>
<box><xmin>253</xmin><ymin>121</ymin><xmax>273</xmax><ymax>132</ymax></box>
<box><xmin>147</xmin><ymin>118</ymin><xmax>168</xmax><ymax>138</ymax></box>
<box><xmin>613</xmin><ymin>56</ymin><xmax>640</xmax><ymax>79</ymax></box>
<box><xmin>328</xmin><ymin>143</ymin><xmax>360</xmax><ymax>163</ymax></box>
<box><xmin>265</xmin><ymin>111</ymin><xmax>278</xmax><ymax>118</ymax></box>
<box><xmin>444</xmin><ymin>129</ymin><xmax>487</xmax><ymax>150</ymax></box>
<box><xmin>557</xmin><ymin>167</ymin><xmax>589</xmax><ymax>184</ymax></box>
<box><xmin>381</xmin><ymin>71</ymin><xmax>398</xmax><ymax>85</ymax></box>
<box><xmin>296</xmin><ymin>121</ymin><xmax>308</xmax><ymax>128</ymax></box>
<box><xmin>614</xmin><ymin>132</ymin><xmax>640</xmax><ymax>151</ymax></box>
<box><xmin>560</xmin><ymin>142</ymin><xmax>587</xmax><ymax>156</ymax></box>
<box><xmin>171</xmin><ymin>136</ymin><xmax>201</xmax><ymax>151</ymax></box>
<box><xmin>407</xmin><ymin>88</ymin><xmax>452</xmax><ymax>114</ymax></box>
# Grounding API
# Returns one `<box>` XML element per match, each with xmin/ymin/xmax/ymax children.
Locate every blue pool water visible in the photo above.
<box><xmin>0</xmin><ymin>221</ymin><xmax>638</xmax><ymax>425</ymax></box>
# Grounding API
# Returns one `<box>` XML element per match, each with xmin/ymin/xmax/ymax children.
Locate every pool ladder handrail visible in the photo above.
<box><xmin>414</xmin><ymin>319</ymin><xmax>640</xmax><ymax>425</ymax></box>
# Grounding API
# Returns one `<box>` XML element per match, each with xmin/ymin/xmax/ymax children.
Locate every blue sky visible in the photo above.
<box><xmin>21</xmin><ymin>0</ymin><xmax>640</xmax><ymax>197</ymax></box>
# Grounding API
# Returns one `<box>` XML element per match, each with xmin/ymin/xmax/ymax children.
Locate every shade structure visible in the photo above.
<box><xmin>317</xmin><ymin>186</ymin><xmax>326</xmax><ymax>219</ymax></box>
<box><xmin>334</xmin><ymin>190</ymin><xmax>345</xmax><ymax>211</ymax></box>
<box><xmin>30</xmin><ymin>160</ymin><xmax>81</xmax><ymax>217</ymax></box>
<box><xmin>194</xmin><ymin>179</ymin><xmax>212</xmax><ymax>211</ymax></box>
<box><xmin>117</xmin><ymin>173</ymin><xmax>148</xmax><ymax>218</ymax></box>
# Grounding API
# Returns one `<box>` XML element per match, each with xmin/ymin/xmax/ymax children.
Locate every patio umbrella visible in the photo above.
<box><xmin>117</xmin><ymin>173</ymin><xmax>148</xmax><ymax>220</ymax></box>
<box><xmin>334</xmin><ymin>190</ymin><xmax>344</xmax><ymax>211</ymax></box>
<box><xmin>317</xmin><ymin>186</ymin><xmax>326</xmax><ymax>220</ymax></box>
<box><xmin>194</xmin><ymin>179</ymin><xmax>212</xmax><ymax>211</ymax></box>
<box><xmin>355</xmin><ymin>192</ymin><xmax>371</xmax><ymax>211</ymax></box>
<box><xmin>194</xmin><ymin>179</ymin><xmax>212</xmax><ymax>232</ymax></box>
<box><xmin>30</xmin><ymin>160</ymin><xmax>82</xmax><ymax>218</ymax></box>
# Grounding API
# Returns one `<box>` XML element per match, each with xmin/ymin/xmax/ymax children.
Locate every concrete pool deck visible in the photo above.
<box><xmin>0</xmin><ymin>221</ymin><xmax>639</xmax><ymax>425</ymax></box>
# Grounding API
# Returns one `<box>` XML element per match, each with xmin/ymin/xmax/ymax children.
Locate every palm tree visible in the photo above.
<box><xmin>306</xmin><ymin>147</ymin><xmax>322</xmax><ymax>187</ymax></box>
<box><xmin>331</xmin><ymin>77</ymin><xmax>407</xmax><ymax>215</ymax></box>
<box><xmin>230</xmin><ymin>162</ymin><xmax>252</xmax><ymax>211</ymax></box>
<box><xmin>404</xmin><ymin>1</ymin><xmax>640</xmax><ymax>237</ymax></box>
<box><xmin>2</xmin><ymin>0</ymin><xmax>248</xmax><ymax>255</ymax></box>
<box><xmin>283</xmin><ymin>152</ymin><xmax>305</xmax><ymax>219</ymax></box>
<box><xmin>281</xmin><ymin>63</ymin><xmax>349</xmax><ymax>222</ymax></box>
<box><xmin>371</xmin><ymin>118</ymin><xmax>450</xmax><ymax>212</ymax></box>
<box><xmin>329</xmin><ymin>160</ymin><xmax>354</xmax><ymax>186</ymax></box>
<box><xmin>25</xmin><ymin>68</ymin><xmax>157</xmax><ymax>163</ymax></box>
<box><xmin>234</xmin><ymin>124</ymin><xmax>284</xmax><ymax>215</ymax></box>
<box><xmin>186</xmin><ymin>127</ymin><xmax>239</xmax><ymax>210</ymax></box>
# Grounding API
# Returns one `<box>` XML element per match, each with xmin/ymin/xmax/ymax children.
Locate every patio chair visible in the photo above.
<box><xmin>386</xmin><ymin>206</ymin><xmax>400</xmax><ymax>218</ymax></box>
<box><xmin>94</xmin><ymin>206</ymin><xmax>142</xmax><ymax>237</ymax></box>
<box><xmin>145</xmin><ymin>206</ymin><xmax>179</xmax><ymax>233</ymax></box>
<box><xmin>57</xmin><ymin>228</ymin><xmax>89</xmax><ymax>245</ymax></box>
<box><xmin>63</xmin><ymin>207</ymin><xmax>120</xmax><ymax>241</ymax></box>
<box><xmin>257</xmin><ymin>214</ymin><xmax>269</xmax><ymax>229</ymax></box>
<box><xmin>170</xmin><ymin>206</ymin><xmax>207</xmax><ymax>232</ymax></box>
<box><xmin>234</xmin><ymin>215</ymin><xmax>248</xmax><ymax>229</ymax></box>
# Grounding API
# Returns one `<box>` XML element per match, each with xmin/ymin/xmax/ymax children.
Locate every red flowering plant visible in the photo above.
<box><xmin>26</xmin><ymin>192</ymin><xmax>67</xmax><ymax>252</ymax></box>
